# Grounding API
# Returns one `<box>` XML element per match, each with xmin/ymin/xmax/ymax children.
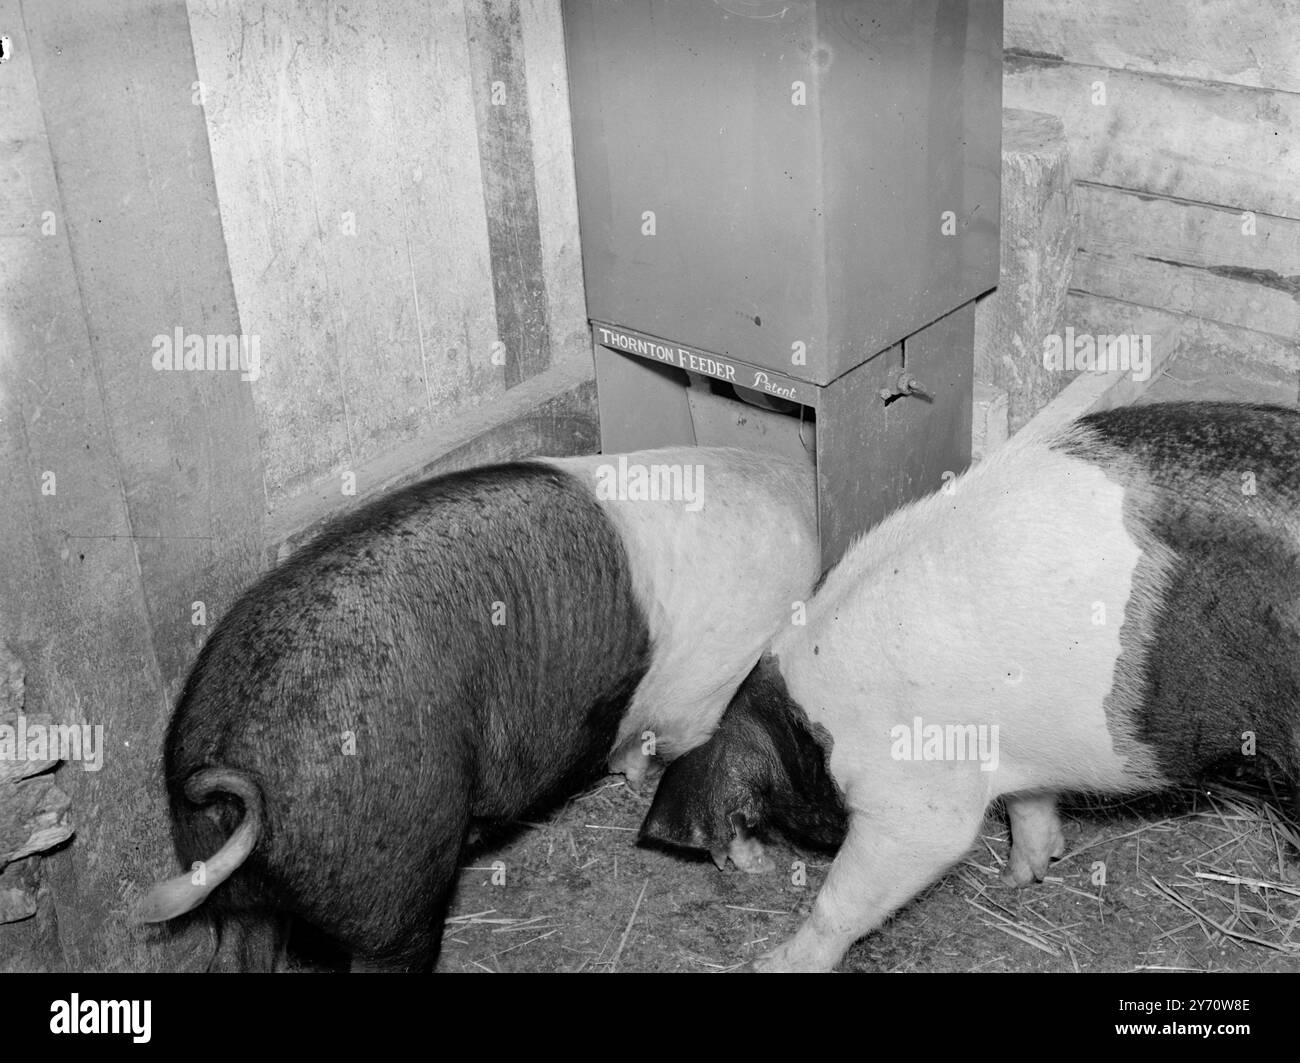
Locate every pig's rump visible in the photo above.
<box><xmin>1053</xmin><ymin>400</ymin><xmax>1300</xmax><ymax>787</ymax></box>
<box><xmin>160</xmin><ymin>462</ymin><xmax>652</xmax><ymax>969</ymax></box>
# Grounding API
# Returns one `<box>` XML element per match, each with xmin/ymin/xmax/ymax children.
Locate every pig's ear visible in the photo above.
<box><xmin>638</xmin><ymin>769</ymin><xmax>713</xmax><ymax>849</ymax></box>
<box><xmin>709</xmin><ymin>846</ymin><xmax>729</xmax><ymax>870</ymax></box>
<box><xmin>638</xmin><ymin>746</ymin><xmax>728</xmax><ymax>849</ymax></box>
<box><xmin>638</xmin><ymin>798</ymin><xmax>687</xmax><ymax>846</ymax></box>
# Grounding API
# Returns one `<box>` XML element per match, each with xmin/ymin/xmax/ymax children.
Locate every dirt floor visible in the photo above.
<box><xmin>435</xmin><ymin>772</ymin><xmax>1300</xmax><ymax>973</ymax></box>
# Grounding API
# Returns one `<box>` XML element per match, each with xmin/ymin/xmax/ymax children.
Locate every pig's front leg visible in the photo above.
<box><xmin>1002</xmin><ymin>791</ymin><xmax>1065</xmax><ymax>887</ymax></box>
<box><xmin>609</xmin><ymin>736</ymin><xmax>658</xmax><ymax>789</ymax></box>
<box><xmin>753</xmin><ymin>779</ymin><xmax>988</xmax><ymax>972</ymax></box>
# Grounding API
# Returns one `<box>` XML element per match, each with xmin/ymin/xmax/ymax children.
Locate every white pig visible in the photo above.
<box><xmin>642</xmin><ymin>401</ymin><xmax>1300</xmax><ymax>971</ymax></box>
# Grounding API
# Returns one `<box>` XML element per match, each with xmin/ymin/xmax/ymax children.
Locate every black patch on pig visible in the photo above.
<box><xmin>640</xmin><ymin>654</ymin><xmax>849</xmax><ymax>857</ymax></box>
<box><xmin>1057</xmin><ymin>402</ymin><xmax>1300</xmax><ymax>792</ymax></box>
<box><xmin>164</xmin><ymin>461</ymin><xmax>651</xmax><ymax>971</ymax></box>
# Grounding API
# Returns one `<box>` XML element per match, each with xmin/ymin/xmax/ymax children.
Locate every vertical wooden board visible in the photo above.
<box><xmin>186</xmin><ymin>3</ymin><xmax>349</xmax><ymax>493</ymax></box>
<box><xmin>594</xmin><ymin>346</ymin><xmax>696</xmax><ymax>453</ymax></box>
<box><xmin>185</xmin><ymin>3</ymin><xmax>335</xmax><ymax>495</ymax></box>
<box><xmin>0</xmin><ymin>2</ymin><xmax>188</xmax><ymax>970</ymax></box>
<box><xmin>25</xmin><ymin>0</ymin><xmax>265</xmax><ymax>676</ymax></box>
<box><xmin>465</xmin><ymin>0</ymin><xmax>553</xmax><ymax>388</ymax></box>
<box><xmin>1003</xmin><ymin>57</ymin><xmax>1300</xmax><ymax>219</ymax></box>
<box><xmin>519</xmin><ymin>0</ymin><xmax>591</xmax><ymax>366</ymax></box>
<box><xmin>186</xmin><ymin>0</ymin><xmax>501</xmax><ymax>509</ymax></box>
<box><xmin>1005</xmin><ymin>0</ymin><xmax>1300</xmax><ymax>94</ymax></box>
<box><xmin>974</xmin><ymin>107</ymin><xmax>1077</xmax><ymax>432</ymax></box>
<box><xmin>355</xmin><ymin>2</ymin><xmax>503</xmax><ymax>417</ymax></box>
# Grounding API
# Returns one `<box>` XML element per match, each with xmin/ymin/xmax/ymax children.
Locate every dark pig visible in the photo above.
<box><xmin>137</xmin><ymin>446</ymin><xmax>819</xmax><ymax>971</ymax></box>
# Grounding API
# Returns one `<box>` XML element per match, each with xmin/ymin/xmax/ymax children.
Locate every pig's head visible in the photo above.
<box><xmin>639</xmin><ymin>655</ymin><xmax>849</xmax><ymax>869</ymax></box>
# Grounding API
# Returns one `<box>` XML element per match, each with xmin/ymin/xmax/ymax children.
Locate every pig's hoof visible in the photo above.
<box><xmin>609</xmin><ymin>747</ymin><xmax>659</xmax><ymax>790</ymax></box>
<box><xmin>1000</xmin><ymin>856</ymin><xmax>1043</xmax><ymax>888</ymax></box>
<box><xmin>1000</xmin><ymin>832</ymin><xmax>1066</xmax><ymax>887</ymax></box>
<box><xmin>752</xmin><ymin>949</ymin><xmax>792</xmax><ymax>973</ymax></box>
<box><xmin>751</xmin><ymin>942</ymin><xmax>827</xmax><ymax>973</ymax></box>
<box><xmin>1002</xmin><ymin>793</ymin><xmax>1066</xmax><ymax>887</ymax></box>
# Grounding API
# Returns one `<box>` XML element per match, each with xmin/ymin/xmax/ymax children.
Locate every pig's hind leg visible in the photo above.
<box><xmin>754</xmin><ymin>774</ymin><xmax>989</xmax><ymax>972</ymax></box>
<box><xmin>335</xmin><ymin>786</ymin><xmax>471</xmax><ymax>973</ymax></box>
<box><xmin>346</xmin><ymin>858</ymin><xmax>459</xmax><ymax>973</ymax></box>
<box><xmin>346</xmin><ymin>886</ymin><xmax>453</xmax><ymax>973</ymax></box>
<box><xmin>1001</xmin><ymin>792</ymin><xmax>1066</xmax><ymax>887</ymax></box>
<box><xmin>205</xmin><ymin>910</ymin><xmax>288</xmax><ymax>972</ymax></box>
<box><xmin>609</xmin><ymin>735</ymin><xmax>661</xmax><ymax>790</ymax></box>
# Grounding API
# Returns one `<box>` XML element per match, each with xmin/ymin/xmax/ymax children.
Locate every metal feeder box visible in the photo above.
<box><xmin>563</xmin><ymin>0</ymin><xmax>1002</xmax><ymax>566</ymax></box>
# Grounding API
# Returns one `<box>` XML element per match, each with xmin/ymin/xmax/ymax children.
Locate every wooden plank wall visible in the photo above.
<box><xmin>0</xmin><ymin>0</ymin><xmax>595</xmax><ymax>971</ymax></box>
<box><xmin>185</xmin><ymin>0</ymin><xmax>596</xmax><ymax>544</ymax></box>
<box><xmin>3</xmin><ymin>0</ymin><xmax>266</xmax><ymax>971</ymax></box>
<box><xmin>1004</xmin><ymin>0</ymin><xmax>1300</xmax><ymax>403</ymax></box>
